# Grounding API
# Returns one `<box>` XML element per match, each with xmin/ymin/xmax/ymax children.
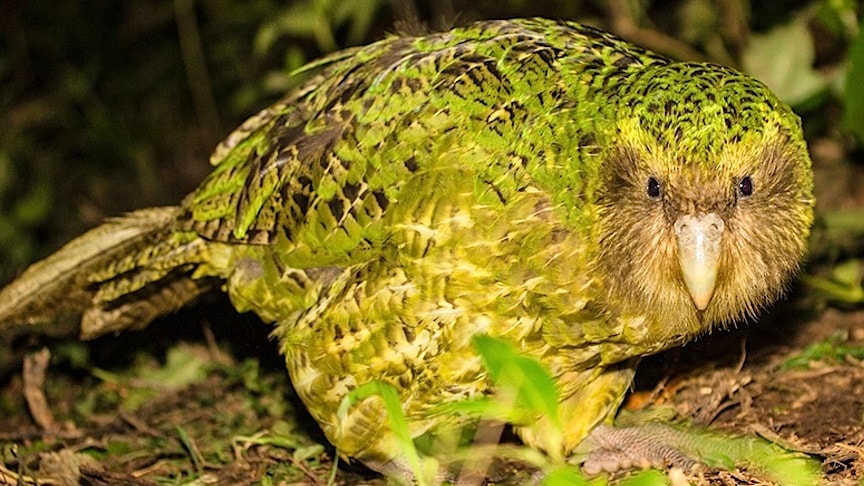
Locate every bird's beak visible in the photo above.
<box><xmin>674</xmin><ymin>213</ymin><xmax>724</xmax><ymax>310</ymax></box>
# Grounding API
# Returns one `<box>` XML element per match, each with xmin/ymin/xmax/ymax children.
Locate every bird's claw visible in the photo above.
<box><xmin>581</xmin><ymin>423</ymin><xmax>700</xmax><ymax>475</ymax></box>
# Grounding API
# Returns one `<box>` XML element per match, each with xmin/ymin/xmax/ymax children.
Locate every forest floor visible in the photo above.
<box><xmin>0</xmin><ymin>288</ymin><xmax>863</xmax><ymax>485</ymax></box>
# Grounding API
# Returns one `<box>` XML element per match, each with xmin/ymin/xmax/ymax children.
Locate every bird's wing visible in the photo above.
<box><xmin>179</xmin><ymin>19</ymin><xmax>660</xmax><ymax>269</ymax></box>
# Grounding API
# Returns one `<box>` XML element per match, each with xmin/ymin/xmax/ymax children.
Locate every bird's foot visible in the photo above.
<box><xmin>577</xmin><ymin>421</ymin><xmax>821</xmax><ymax>484</ymax></box>
<box><xmin>580</xmin><ymin>423</ymin><xmax>700</xmax><ymax>475</ymax></box>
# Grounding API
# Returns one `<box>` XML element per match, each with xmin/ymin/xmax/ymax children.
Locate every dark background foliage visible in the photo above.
<box><xmin>2</xmin><ymin>0</ymin><xmax>861</xmax><ymax>283</ymax></box>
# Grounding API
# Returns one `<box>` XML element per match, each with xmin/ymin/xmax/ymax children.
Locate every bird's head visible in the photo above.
<box><xmin>594</xmin><ymin>63</ymin><xmax>814</xmax><ymax>342</ymax></box>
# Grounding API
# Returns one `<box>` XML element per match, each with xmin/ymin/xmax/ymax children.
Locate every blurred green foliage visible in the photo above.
<box><xmin>843</xmin><ymin>16</ymin><xmax>864</xmax><ymax>142</ymax></box>
<box><xmin>0</xmin><ymin>0</ymin><xmax>862</xmax><ymax>289</ymax></box>
<box><xmin>782</xmin><ymin>330</ymin><xmax>864</xmax><ymax>369</ymax></box>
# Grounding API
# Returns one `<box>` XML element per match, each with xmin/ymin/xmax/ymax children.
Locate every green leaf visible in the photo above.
<box><xmin>176</xmin><ymin>425</ymin><xmax>204</xmax><ymax>473</ymax></box>
<box><xmin>617</xmin><ymin>469</ymin><xmax>669</xmax><ymax>486</ymax></box>
<box><xmin>472</xmin><ymin>335</ymin><xmax>561</xmax><ymax>426</ymax></box>
<box><xmin>473</xmin><ymin>335</ymin><xmax>561</xmax><ymax>427</ymax></box>
<box><xmin>801</xmin><ymin>268</ymin><xmax>864</xmax><ymax>304</ymax></box>
<box><xmin>471</xmin><ymin>335</ymin><xmax>564</xmax><ymax>458</ymax></box>
<box><xmin>663</xmin><ymin>424</ymin><xmax>821</xmax><ymax>485</ymax></box>
<box><xmin>608</xmin><ymin>423</ymin><xmax>820</xmax><ymax>485</ymax></box>
<box><xmin>145</xmin><ymin>344</ymin><xmax>214</xmax><ymax>388</ymax></box>
<box><xmin>434</xmin><ymin>395</ymin><xmax>537</xmax><ymax>425</ymax></box>
<box><xmin>339</xmin><ymin>381</ymin><xmax>431</xmax><ymax>486</ymax></box>
<box><xmin>705</xmin><ymin>435</ymin><xmax>819</xmax><ymax>486</ymax></box>
<box><xmin>843</xmin><ymin>17</ymin><xmax>864</xmax><ymax>143</ymax></box>
<box><xmin>542</xmin><ymin>466</ymin><xmax>593</xmax><ymax>486</ymax></box>
<box><xmin>742</xmin><ymin>15</ymin><xmax>828</xmax><ymax>106</ymax></box>
<box><xmin>782</xmin><ymin>331</ymin><xmax>864</xmax><ymax>369</ymax></box>
<box><xmin>830</xmin><ymin>258</ymin><xmax>864</xmax><ymax>287</ymax></box>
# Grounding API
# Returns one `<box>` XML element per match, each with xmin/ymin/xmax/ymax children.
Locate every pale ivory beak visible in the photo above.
<box><xmin>674</xmin><ymin>213</ymin><xmax>724</xmax><ymax>310</ymax></box>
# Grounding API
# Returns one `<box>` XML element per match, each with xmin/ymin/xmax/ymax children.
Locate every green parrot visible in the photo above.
<box><xmin>0</xmin><ymin>18</ymin><xmax>814</xmax><ymax>481</ymax></box>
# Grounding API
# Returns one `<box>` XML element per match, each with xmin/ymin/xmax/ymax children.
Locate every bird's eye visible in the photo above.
<box><xmin>738</xmin><ymin>176</ymin><xmax>754</xmax><ymax>197</ymax></box>
<box><xmin>646</xmin><ymin>177</ymin><xmax>662</xmax><ymax>199</ymax></box>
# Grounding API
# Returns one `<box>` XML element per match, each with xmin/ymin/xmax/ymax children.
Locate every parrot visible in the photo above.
<box><xmin>0</xmin><ymin>18</ymin><xmax>814</xmax><ymax>482</ymax></box>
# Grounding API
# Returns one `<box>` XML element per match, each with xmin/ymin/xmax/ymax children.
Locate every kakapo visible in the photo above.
<box><xmin>0</xmin><ymin>18</ymin><xmax>814</xmax><ymax>482</ymax></box>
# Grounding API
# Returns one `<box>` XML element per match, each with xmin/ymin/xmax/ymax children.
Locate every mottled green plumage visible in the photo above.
<box><xmin>0</xmin><ymin>18</ymin><xmax>813</xmax><ymax>480</ymax></box>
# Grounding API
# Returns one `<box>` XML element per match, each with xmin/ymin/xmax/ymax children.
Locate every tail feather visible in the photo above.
<box><xmin>82</xmin><ymin>271</ymin><xmax>214</xmax><ymax>339</ymax></box>
<box><xmin>0</xmin><ymin>206</ymin><xmax>214</xmax><ymax>339</ymax></box>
